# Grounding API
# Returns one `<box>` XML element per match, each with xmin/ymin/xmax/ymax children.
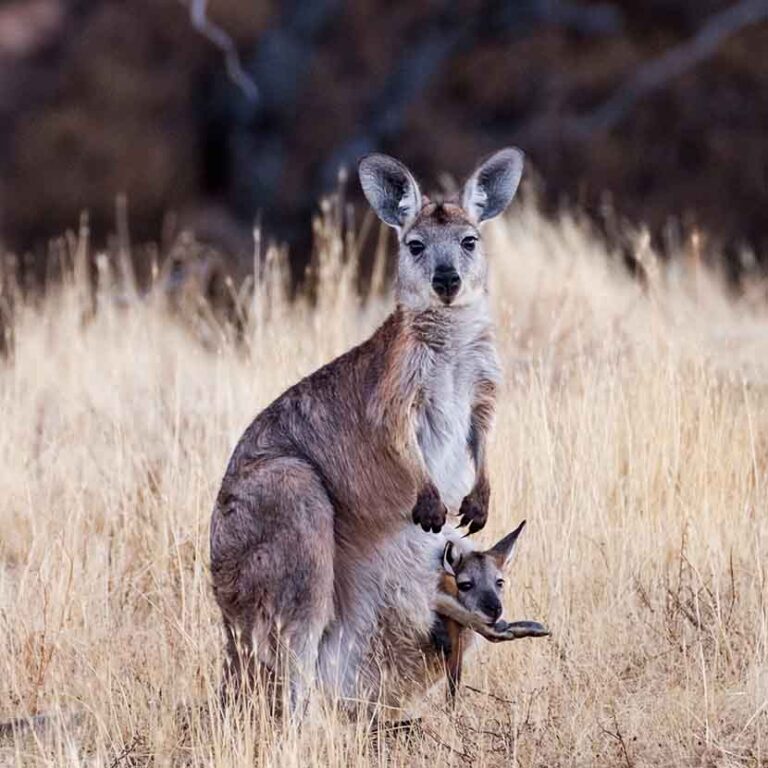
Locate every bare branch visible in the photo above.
<box><xmin>520</xmin><ymin>0</ymin><xmax>768</xmax><ymax>142</ymax></box>
<box><xmin>185</xmin><ymin>0</ymin><xmax>258</xmax><ymax>103</ymax></box>
<box><xmin>580</xmin><ymin>0</ymin><xmax>768</xmax><ymax>134</ymax></box>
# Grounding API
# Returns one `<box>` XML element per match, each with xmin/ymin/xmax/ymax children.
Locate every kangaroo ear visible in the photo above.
<box><xmin>487</xmin><ymin>519</ymin><xmax>526</xmax><ymax>569</ymax></box>
<box><xmin>358</xmin><ymin>154</ymin><xmax>423</xmax><ymax>230</ymax></box>
<box><xmin>461</xmin><ymin>147</ymin><xmax>524</xmax><ymax>223</ymax></box>
<box><xmin>442</xmin><ymin>541</ymin><xmax>463</xmax><ymax>577</ymax></box>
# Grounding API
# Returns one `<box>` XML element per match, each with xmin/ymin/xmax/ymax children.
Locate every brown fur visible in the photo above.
<box><xmin>211</xmin><ymin>148</ymin><xmax>524</xmax><ymax>709</ymax></box>
<box><xmin>437</xmin><ymin>571</ymin><xmax>466</xmax><ymax>701</ymax></box>
<box><xmin>210</xmin><ymin>305</ymin><xmax>489</xmax><ymax>701</ymax></box>
<box><xmin>409</xmin><ymin>201</ymin><xmax>472</xmax><ymax>230</ymax></box>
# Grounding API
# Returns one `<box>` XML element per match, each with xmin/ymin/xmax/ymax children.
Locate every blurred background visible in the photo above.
<box><xmin>0</xmin><ymin>0</ymin><xmax>767</xmax><ymax>287</ymax></box>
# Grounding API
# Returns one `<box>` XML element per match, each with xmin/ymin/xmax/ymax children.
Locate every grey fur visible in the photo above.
<box><xmin>462</xmin><ymin>147</ymin><xmax>525</xmax><ymax>223</ymax></box>
<box><xmin>359</xmin><ymin>154</ymin><xmax>422</xmax><ymax>229</ymax></box>
<box><xmin>210</xmin><ymin>149</ymin><xmax>525</xmax><ymax>713</ymax></box>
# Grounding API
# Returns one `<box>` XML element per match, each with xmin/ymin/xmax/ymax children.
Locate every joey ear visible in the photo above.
<box><xmin>442</xmin><ymin>541</ymin><xmax>463</xmax><ymax>577</ymax></box>
<box><xmin>358</xmin><ymin>154</ymin><xmax>423</xmax><ymax>230</ymax></box>
<box><xmin>461</xmin><ymin>147</ymin><xmax>524</xmax><ymax>223</ymax></box>
<box><xmin>487</xmin><ymin>519</ymin><xmax>526</xmax><ymax>569</ymax></box>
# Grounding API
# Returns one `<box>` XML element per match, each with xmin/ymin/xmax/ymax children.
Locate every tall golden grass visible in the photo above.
<box><xmin>1</xmin><ymin>199</ymin><xmax>767</xmax><ymax>766</ymax></box>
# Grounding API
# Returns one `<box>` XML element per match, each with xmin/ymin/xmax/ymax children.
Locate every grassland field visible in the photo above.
<box><xmin>1</xmin><ymin>200</ymin><xmax>767</xmax><ymax>766</ymax></box>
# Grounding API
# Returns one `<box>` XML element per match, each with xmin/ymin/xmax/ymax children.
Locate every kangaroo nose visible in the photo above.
<box><xmin>432</xmin><ymin>266</ymin><xmax>461</xmax><ymax>302</ymax></box>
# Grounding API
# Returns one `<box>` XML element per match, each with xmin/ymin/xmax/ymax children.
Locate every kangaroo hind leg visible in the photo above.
<box><xmin>211</xmin><ymin>457</ymin><xmax>335</xmax><ymax>717</ymax></box>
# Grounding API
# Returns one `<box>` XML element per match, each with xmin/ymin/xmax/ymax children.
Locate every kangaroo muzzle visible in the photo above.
<box><xmin>432</xmin><ymin>265</ymin><xmax>461</xmax><ymax>303</ymax></box>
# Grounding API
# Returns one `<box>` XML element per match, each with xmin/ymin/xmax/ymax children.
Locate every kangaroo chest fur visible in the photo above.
<box><xmin>414</xmin><ymin>303</ymin><xmax>500</xmax><ymax>511</ymax></box>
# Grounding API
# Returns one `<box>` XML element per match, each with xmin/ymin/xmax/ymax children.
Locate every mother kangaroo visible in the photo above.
<box><xmin>210</xmin><ymin>148</ymin><xmax>524</xmax><ymax>709</ymax></box>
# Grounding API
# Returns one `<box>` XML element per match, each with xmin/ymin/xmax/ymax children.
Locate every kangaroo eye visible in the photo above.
<box><xmin>461</xmin><ymin>236</ymin><xmax>477</xmax><ymax>252</ymax></box>
<box><xmin>496</xmin><ymin>579</ymin><xmax>505</xmax><ymax>589</ymax></box>
<box><xmin>407</xmin><ymin>241</ymin><xmax>425</xmax><ymax>257</ymax></box>
<box><xmin>457</xmin><ymin>581</ymin><xmax>473</xmax><ymax>592</ymax></box>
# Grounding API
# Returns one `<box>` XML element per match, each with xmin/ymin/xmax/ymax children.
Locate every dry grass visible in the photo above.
<box><xmin>1</xmin><ymin>200</ymin><xmax>767</xmax><ymax>766</ymax></box>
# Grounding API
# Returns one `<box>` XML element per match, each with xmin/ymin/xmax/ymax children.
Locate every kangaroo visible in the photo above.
<box><xmin>435</xmin><ymin>520</ymin><xmax>548</xmax><ymax>701</ymax></box>
<box><xmin>210</xmin><ymin>148</ymin><xmax>525</xmax><ymax>710</ymax></box>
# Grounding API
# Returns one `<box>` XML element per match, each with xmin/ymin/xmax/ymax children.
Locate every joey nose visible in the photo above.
<box><xmin>482</xmin><ymin>595</ymin><xmax>503</xmax><ymax>622</ymax></box>
<box><xmin>432</xmin><ymin>265</ymin><xmax>461</xmax><ymax>302</ymax></box>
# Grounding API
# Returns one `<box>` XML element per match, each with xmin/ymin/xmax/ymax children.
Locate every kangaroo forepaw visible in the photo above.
<box><xmin>458</xmin><ymin>487</ymin><xmax>489</xmax><ymax>534</ymax></box>
<box><xmin>411</xmin><ymin>485</ymin><xmax>447</xmax><ymax>533</ymax></box>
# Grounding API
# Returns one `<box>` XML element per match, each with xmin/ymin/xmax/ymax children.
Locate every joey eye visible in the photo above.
<box><xmin>461</xmin><ymin>236</ymin><xmax>477</xmax><ymax>252</ymax></box>
<box><xmin>457</xmin><ymin>581</ymin><xmax>473</xmax><ymax>592</ymax></box>
<box><xmin>407</xmin><ymin>241</ymin><xmax>425</xmax><ymax>257</ymax></box>
<box><xmin>496</xmin><ymin>579</ymin><xmax>505</xmax><ymax>589</ymax></box>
